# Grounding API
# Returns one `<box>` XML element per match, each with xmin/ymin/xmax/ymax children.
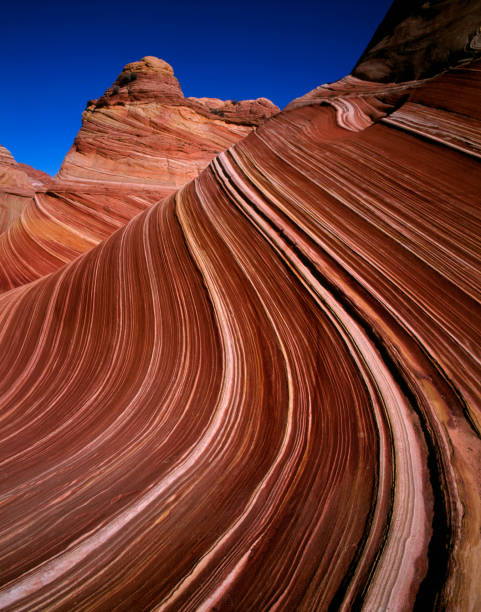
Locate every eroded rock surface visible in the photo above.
<box><xmin>0</xmin><ymin>57</ymin><xmax>278</xmax><ymax>292</ymax></box>
<box><xmin>0</xmin><ymin>5</ymin><xmax>480</xmax><ymax>611</ymax></box>
<box><xmin>58</xmin><ymin>56</ymin><xmax>278</xmax><ymax>187</ymax></box>
<box><xmin>353</xmin><ymin>0</ymin><xmax>481</xmax><ymax>82</ymax></box>
<box><xmin>0</xmin><ymin>145</ymin><xmax>51</xmax><ymax>233</ymax></box>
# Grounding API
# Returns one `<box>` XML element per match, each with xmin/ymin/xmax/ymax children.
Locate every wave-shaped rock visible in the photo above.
<box><xmin>0</xmin><ymin>4</ymin><xmax>480</xmax><ymax>611</ymax></box>
<box><xmin>0</xmin><ymin>58</ymin><xmax>278</xmax><ymax>293</ymax></box>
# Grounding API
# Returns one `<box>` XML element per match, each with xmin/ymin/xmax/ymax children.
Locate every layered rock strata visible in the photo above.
<box><xmin>0</xmin><ymin>57</ymin><xmax>278</xmax><ymax>292</ymax></box>
<box><xmin>58</xmin><ymin>56</ymin><xmax>278</xmax><ymax>187</ymax></box>
<box><xmin>0</xmin><ymin>7</ymin><xmax>480</xmax><ymax>612</ymax></box>
<box><xmin>0</xmin><ymin>145</ymin><xmax>51</xmax><ymax>233</ymax></box>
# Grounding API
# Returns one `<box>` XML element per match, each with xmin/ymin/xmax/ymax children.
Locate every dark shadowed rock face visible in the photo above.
<box><xmin>353</xmin><ymin>0</ymin><xmax>481</xmax><ymax>82</ymax></box>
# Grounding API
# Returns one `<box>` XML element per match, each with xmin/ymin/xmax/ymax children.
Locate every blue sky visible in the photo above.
<box><xmin>2</xmin><ymin>0</ymin><xmax>392</xmax><ymax>175</ymax></box>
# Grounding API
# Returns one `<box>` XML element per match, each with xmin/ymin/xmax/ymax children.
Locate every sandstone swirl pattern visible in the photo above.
<box><xmin>0</xmin><ymin>52</ymin><xmax>480</xmax><ymax>612</ymax></box>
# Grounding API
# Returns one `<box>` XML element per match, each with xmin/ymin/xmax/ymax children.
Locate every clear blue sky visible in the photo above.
<box><xmin>2</xmin><ymin>0</ymin><xmax>392</xmax><ymax>175</ymax></box>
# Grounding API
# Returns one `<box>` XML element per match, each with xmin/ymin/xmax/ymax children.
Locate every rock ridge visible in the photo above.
<box><xmin>0</xmin><ymin>57</ymin><xmax>278</xmax><ymax>291</ymax></box>
<box><xmin>353</xmin><ymin>0</ymin><xmax>481</xmax><ymax>82</ymax></box>
<box><xmin>0</xmin><ymin>2</ymin><xmax>480</xmax><ymax>609</ymax></box>
<box><xmin>0</xmin><ymin>145</ymin><xmax>51</xmax><ymax>232</ymax></box>
<box><xmin>57</xmin><ymin>56</ymin><xmax>279</xmax><ymax>185</ymax></box>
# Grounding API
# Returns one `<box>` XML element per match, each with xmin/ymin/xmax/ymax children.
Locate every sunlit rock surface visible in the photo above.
<box><xmin>0</xmin><ymin>6</ymin><xmax>480</xmax><ymax>611</ymax></box>
<box><xmin>0</xmin><ymin>145</ymin><xmax>51</xmax><ymax>233</ymax></box>
<box><xmin>0</xmin><ymin>57</ymin><xmax>278</xmax><ymax>292</ymax></box>
<box><xmin>58</xmin><ymin>56</ymin><xmax>278</xmax><ymax>186</ymax></box>
<box><xmin>353</xmin><ymin>0</ymin><xmax>481</xmax><ymax>82</ymax></box>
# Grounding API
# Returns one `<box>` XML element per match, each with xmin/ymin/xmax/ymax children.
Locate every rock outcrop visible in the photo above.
<box><xmin>0</xmin><ymin>145</ymin><xmax>51</xmax><ymax>233</ymax></box>
<box><xmin>0</xmin><ymin>58</ymin><xmax>278</xmax><ymax>292</ymax></box>
<box><xmin>353</xmin><ymin>0</ymin><xmax>481</xmax><ymax>82</ymax></box>
<box><xmin>58</xmin><ymin>56</ymin><xmax>278</xmax><ymax>187</ymax></box>
<box><xmin>0</xmin><ymin>3</ymin><xmax>480</xmax><ymax>610</ymax></box>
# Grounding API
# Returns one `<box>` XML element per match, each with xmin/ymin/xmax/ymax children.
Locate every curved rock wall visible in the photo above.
<box><xmin>353</xmin><ymin>0</ymin><xmax>481</xmax><ymax>82</ymax></box>
<box><xmin>0</xmin><ymin>55</ymin><xmax>479</xmax><ymax>609</ymax></box>
<box><xmin>0</xmin><ymin>57</ymin><xmax>278</xmax><ymax>293</ymax></box>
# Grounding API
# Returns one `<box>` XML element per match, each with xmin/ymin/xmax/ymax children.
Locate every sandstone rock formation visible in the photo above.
<box><xmin>0</xmin><ymin>145</ymin><xmax>51</xmax><ymax>233</ymax></box>
<box><xmin>58</xmin><ymin>56</ymin><xmax>278</xmax><ymax>187</ymax></box>
<box><xmin>0</xmin><ymin>58</ymin><xmax>278</xmax><ymax>292</ymax></box>
<box><xmin>353</xmin><ymin>0</ymin><xmax>481</xmax><ymax>82</ymax></box>
<box><xmin>0</xmin><ymin>3</ymin><xmax>480</xmax><ymax>610</ymax></box>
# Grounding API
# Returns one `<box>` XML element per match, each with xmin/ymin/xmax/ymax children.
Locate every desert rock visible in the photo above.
<box><xmin>0</xmin><ymin>4</ymin><xmax>479</xmax><ymax>610</ymax></box>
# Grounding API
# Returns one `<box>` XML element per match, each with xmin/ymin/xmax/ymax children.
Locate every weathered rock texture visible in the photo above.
<box><xmin>0</xmin><ymin>4</ymin><xmax>480</xmax><ymax>611</ymax></box>
<box><xmin>0</xmin><ymin>145</ymin><xmax>51</xmax><ymax>233</ymax></box>
<box><xmin>58</xmin><ymin>56</ymin><xmax>278</xmax><ymax>187</ymax></box>
<box><xmin>353</xmin><ymin>0</ymin><xmax>481</xmax><ymax>82</ymax></box>
<box><xmin>0</xmin><ymin>57</ymin><xmax>278</xmax><ymax>292</ymax></box>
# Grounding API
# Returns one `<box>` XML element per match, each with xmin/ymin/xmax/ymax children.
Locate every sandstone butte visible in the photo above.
<box><xmin>0</xmin><ymin>56</ymin><xmax>278</xmax><ymax>291</ymax></box>
<box><xmin>0</xmin><ymin>0</ymin><xmax>481</xmax><ymax>609</ymax></box>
